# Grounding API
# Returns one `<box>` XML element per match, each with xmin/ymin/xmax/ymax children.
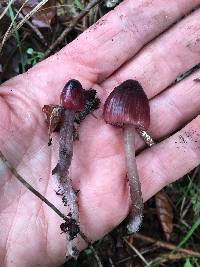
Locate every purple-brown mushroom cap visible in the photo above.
<box><xmin>103</xmin><ymin>80</ymin><xmax>150</xmax><ymax>129</ymax></box>
<box><xmin>60</xmin><ymin>79</ymin><xmax>86</xmax><ymax>111</ymax></box>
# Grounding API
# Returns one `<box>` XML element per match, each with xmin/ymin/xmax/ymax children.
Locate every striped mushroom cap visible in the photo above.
<box><xmin>60</xmin><ymin>79</ymin><xmax>85</xmax><ymax>111</ymax></box>
<box><xmin>103</xmin><ymin>80</ymin><xmax>150</xmax><ymax>130</ymax></box>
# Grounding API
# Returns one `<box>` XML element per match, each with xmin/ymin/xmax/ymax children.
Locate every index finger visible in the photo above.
<box><xmin>1</xmin><ymin>1</ymin><xmax>200</xmax><ymax>110</ymax></box>
<box><xmin>58</xmin><ymin>0</ymin><xmax>200</xmax><ymax>82</ymax></box>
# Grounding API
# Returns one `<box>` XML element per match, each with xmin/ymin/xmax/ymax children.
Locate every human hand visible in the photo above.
<box><xmin>1</xmin><ymin>0</ymin><xmax>200</xmax><ymax>266</ymax></box>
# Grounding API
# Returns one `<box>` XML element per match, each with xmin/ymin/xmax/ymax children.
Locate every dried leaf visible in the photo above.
<box><xmin>42</xmin><ymin>104</ymin><xmax>64</xmax><ymax>145</ymax></box>
<box><xmin>155</xmin><ymin>191</ymin><xmax>173</xmax><ymax>241</ymax></box>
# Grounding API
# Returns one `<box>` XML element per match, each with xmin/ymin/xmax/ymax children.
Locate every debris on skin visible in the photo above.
<box><xmin>88</xmin><ymin>19</ymin><xmax>106</xmax><ymax>32</ymax></box>
<box><xmin>42</xmin><ymin>104</ymin><xmax>64</xmax><ymax>145</ymax></box>
<box><xmin>65</xmin><ymin>246</ymin><xmax>79</xmax><ymax>260</ymax></box>
<box><xmin>174</xmin><ymin>129</ymin><xmax>200</xmax><ymax>152</ymax></box>
<box><xmin>60</xmin><ymin>217</ymin><xmax>80</xmax><ymax>259</ymax></box>
<box><xmin>178</xmin><ymin>135</ymin><xmax>186</xmax><ymax>144</ymax></box>
<box><xmin>75</xmin><ymin>89</ymin><xmax>100</xmax><ymax>124</ymax></box>
<box><xmin>60</xmin><ymin>218</ymin><xmax>80</xmax><ymax>240</ymax></box>
<box><xmin>187</xmin><ymin>38</ymin><xmax>200</xmax><ymax>54</ymax></box>
<box><xmin>72</xmin><ymin>246</ymin><xmax>80</xmax><ymax>258</ymax></box>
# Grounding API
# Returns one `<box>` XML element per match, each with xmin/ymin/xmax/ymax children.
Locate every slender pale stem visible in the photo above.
<box><xmin>59</xmin><ymin>109</ymin><xmax>78</xmax><ymax>214</ymax></box>
<box><xmin>54</xmin><ymin>109</ymin><xmax>79</xmax><ymax>257</ymax></box>
<box><xmin>58</xmin><ymin>109</ymin><xmax>74</xmax><ymax>178</ymax></box>
<box><xmin>123</xmin><ymin>124</ymin><xmax>143</xmax><ymax>233</ymax></box>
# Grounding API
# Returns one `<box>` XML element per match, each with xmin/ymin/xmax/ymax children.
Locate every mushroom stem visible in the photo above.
<box><xmin>55</xmin><ymin>109</ymin><xmax>78</xmax><ymax>217</ymax></box>
<box><xmin>123</xmin><ymin>124</ymin><xmax>143</xmax><ymax>233</ymax></box>
<box><xmin>59</xmin><ymin>109</ymin><xmax>74</xmax><ymax>180</ymax></box>
<box><xmin>53</xmin><ymin>108</ymin><xmax>79</xmax><ymax>257</ymax></box>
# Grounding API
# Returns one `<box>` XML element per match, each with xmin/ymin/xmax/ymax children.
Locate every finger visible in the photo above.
<box><xmin>71</xmin><ymin>114</ymin><xmax>200</xmax><ymax>241</ymax></box>
<box><xmin>148</xmin><ymin>72</ymin><xmax>200</xmax><ymax>139</ymax></box>
<box><xmin>103</xmin><ymin>7</ymin><xmax>200</xmax><ymax>98</ymax></box>
<box><xmin>134</xmin><ymin>71</ymin><xmax>200</xmax><ymax>149</ymax></box>
<box><xmin>138</xmin><ymin>115</ymin><xmax>200</xmax><ymax>201</ymax></box>
<box><xmin>19</xmin><ymin>0</ymin><xmax>200</xmax><ymax>96</ymax></box>
<box><xmin>60</xmin><ymin>0</ymin><xmax>200</xmax><ymax>82</ymax></box>
<box><xmin>1</xmin><ymin>1</ymin><xmax>200</xmax><ymax>112</ymax></box>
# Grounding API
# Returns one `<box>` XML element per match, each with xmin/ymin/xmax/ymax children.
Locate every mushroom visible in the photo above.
<box><xmin>103</xmin><ymin>79</ymin><xmax>150</xmax><ymax>233</ymax></box>
<box><xmin>42</xmin><ymin>79</ymin><xmax>101</xmax><ymax>258</ymax></box>
<box><xmin>52</xmin><ymin>79</ymin><xmax>85</xmax><ymax>213</ymax></box>
<box><xmin>51</xmin><ymin>79</ymin><xmax>86</xmax><ymax>258</ymax></box>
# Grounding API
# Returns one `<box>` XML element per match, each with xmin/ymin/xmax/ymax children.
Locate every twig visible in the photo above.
<box><xmin>115</xmin><ymin>256</ymin><xmax>132</xmax><ymax>265</ymax></box>
<box><xmin>132</xmin><ymin>233</ymin><xmax>200</xmax><ymax>258</ymax></box>
<box><xmin>180</xmin><ymin>167</ymin><xmax>199</xmax><ymax>219</ymax></box>
<box><xmin>13</xmin><ymin>0</ymin><xmax>49</xmax><ymax>32</ymax></box>
<box><xmin>93</xmin><ymin>4</ymin><xmax>99</xmax><ymax>24</ymax></box>
<box><xmin>179</xmin><ymin>219</ymin><xmax>200</xmax><ymax>241</ymax></box>
<box><xmin>0</xmin><ymin>0</ymin><xmax>29</xmax><ymax>53</ymax></box>
<box><xmin>123</xmin><ymin>237</ymin><xmax>150</xmax><ymax>266</ymax></box>
<box><xmin>149</xmin><ymin>252</ymin><xmax>187</xmax><ymax>265</ymax></box>
<box><xmin>44</xmin><ymin>0</ymin><xmax>102</xmax><ymax>58</ymax></box>
<box><xmin>0</xmin><ymin>0</ymin><xmax>49</xmax><ymax>49</ymax></box>
<box><xmin>0</xmin><ymin>0</ymin><xmax>14</xmax><ymax>21</ymax></box>
<box><xmin>0</xmin><ymin>149</ymin><xmax>105</xmax><ymax>265</ymax></box>
<box><xmin>108</xmin><ymin>257</ymin><xmax>115</xmax><ymax>267</ymax></box>
<box><xmin>0</xmin><ymin>149</ymin><xmax>67</xmax><ymax>220</ymax></box>
<box><xmin>16</xmin><ymin>10</ymin><xmax>47</xmax><ymax>46</ymax></box>
<box><xmin>81</xmin><ymin>0</ymin><xmax>88</xmax><ymax>30</ymax></box>
<box><xmin>0</xmin><ymin>150</ymin><xmax>87</xmax><ymax>237</ymax></box>
<box><xmin>89</xmin><ymin>245</ymin><xmax>104</xmax><ymax>267</ymax></box>
<box><xmin>173</xmin><ymin>216</ymin><xmax>200</xmax><ymax>253</ymax></box>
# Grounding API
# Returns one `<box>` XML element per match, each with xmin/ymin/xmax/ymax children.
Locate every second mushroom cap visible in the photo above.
<box><xmin>103</xmin><ymin>79</ymin><xmax>150</xmax><ymax>129</ymax></box>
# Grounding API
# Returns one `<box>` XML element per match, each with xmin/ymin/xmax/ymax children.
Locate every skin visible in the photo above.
<box><xmin>0</xmin><ymin>0</ymin><xmax>200</xmax><ymax>266</ymax></box>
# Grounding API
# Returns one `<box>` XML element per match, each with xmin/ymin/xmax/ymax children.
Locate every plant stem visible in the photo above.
<box><xmin>123</xmin><ymin>124</ymin><xmax>143</xmax><ymax>233</ymax></box>
<box><xmin>132</xmin><ymin>233</ymin><xmax>200</xmax><ymax>258</ymax></box>
<box><xmin>172</xmin><ymin>216</ymin><xmax>200</xmax><ymax>253</ymax></box>
<box><xmin>44</xmin><ymin>0</ymin><xmax>102</xmax><ymax>57</ymax></box>
<box><xmin>0</xmin><ymin>149</ymin><xmax>105</xmax><ymax>262</ymax></box>
<box><xmin>1</xmin><ymin>0</ymin><xmax>48</xmax><ymax>49</ymax></box>
<box><xmin>0</xmin><ymin>150</ymin><xmax>66</xmax><ymax>220</ymax></box>
<box><xmin>16</xmin><ymin>10</ymin><xmax>47</xmax><ymax>46</ymax></box>
<box><xmin>8</xmin><ymin>5</ymin><xmax>25</xmax><ymax>72</ymax></box>
<box><xmin>123</xmin><ymin>237</ymin><xmax>150</xmax><ymax>266</ymax></box>
<box><xmin>0</xmin><ymin>0</ymin><xmax>14</xmax><ymax>21</ymax></box>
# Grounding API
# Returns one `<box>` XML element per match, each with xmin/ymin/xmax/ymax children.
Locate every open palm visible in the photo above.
<box><xmin>1</xmin><ymin>1</ymin><xmax>200</xmax><ymax>266</ymax></box>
